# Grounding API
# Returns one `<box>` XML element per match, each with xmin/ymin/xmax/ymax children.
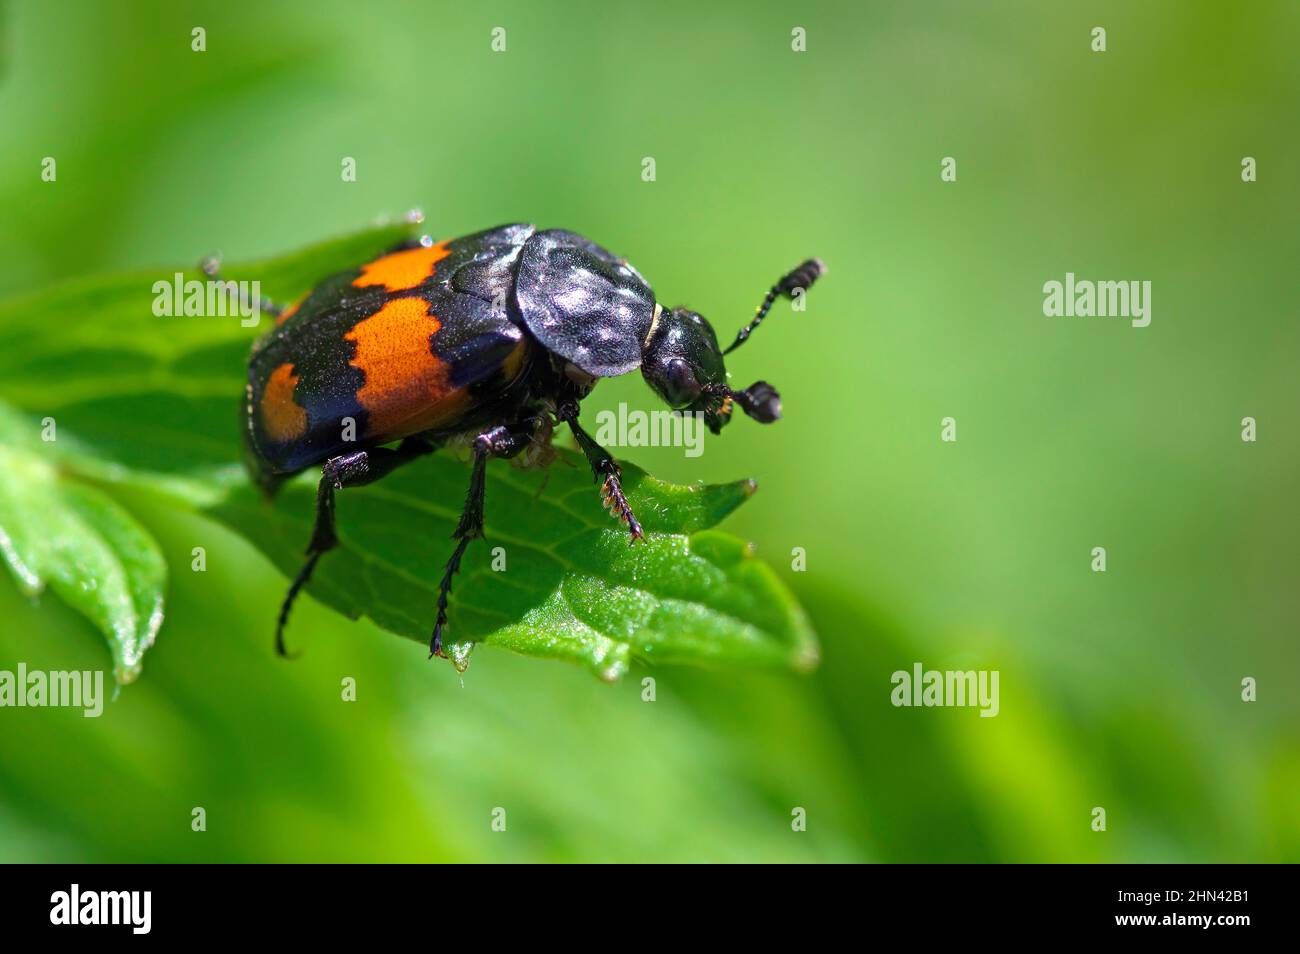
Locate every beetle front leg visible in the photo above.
<box><xmin>556</xmin><ymin>401</ymin><xmax>644</xmax><ymax>544</ymax></box>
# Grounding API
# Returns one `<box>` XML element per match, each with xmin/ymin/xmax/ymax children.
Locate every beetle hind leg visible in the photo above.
<box><xmin>276</xmin><ymin>439</ymin><xmax>435</xmax><ymax>657</ymax></box>
<box><xmin>429</xmin><ymin>455</ymin><xmax>486</xmax><ymax>660</ymax></box>
<box><xmin>276</xmin><ymin>552</ymin><xmax>323</xmax><ymax>657</ymax></box>
<box><xmin>430</xmin><ymin>419</ymin><xmax>542</xmax><ymax>659</ymax></box>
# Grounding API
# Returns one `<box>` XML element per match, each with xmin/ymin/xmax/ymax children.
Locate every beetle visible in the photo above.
<box><xmin>223</xmin><ymin>223</ymin><xmax>823</xmax><ymax>660</ymax></box>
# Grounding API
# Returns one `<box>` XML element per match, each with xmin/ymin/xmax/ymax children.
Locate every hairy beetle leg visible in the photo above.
<box><xmin>558</xmin><ymin>403</ymin><xmax>645</xmax><ymax>544</ymax></box>
<box><xmin>600</xmin><ymin>465</ymin><xmax>644</xmax><ymax>543</ymax></box>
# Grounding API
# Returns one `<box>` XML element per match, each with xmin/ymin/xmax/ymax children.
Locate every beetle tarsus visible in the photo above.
<box><xmin>430</xmin><ymin>535</ymin><xmax>472</xmax><ymax>660</ymax></box>
<box><xmin>561</xmin><ymin>410</ymin><xmax>645</xmax><ymax>543</ymax></box>
<box><xmin>275</xmin><ymin>551</ymin><xmax>320</xmax><ymax>658</ymax></box>
<box><xmin>430</xmin><ymin>458</ymin><xmax>484</xmax><ymax>660</ymax></box>
<box><xmin>600</xmin><ymin>469</ymin><xmax>644</xmax><ymax>542</ymax></box>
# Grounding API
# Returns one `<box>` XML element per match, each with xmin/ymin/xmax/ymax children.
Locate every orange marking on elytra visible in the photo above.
<box><xmin>345</xmin><ymin>296</ymin><xmax>467</xmax><ymax>439</ymax></box>
<box><xmin>351</xmin><ymin>241</ymin><xmax>452</xmax><ymax>292</ymax></box>
<box><xmin>261</xmin><ymin>363</ymin><xmax>308</xmax><ymax>442</ymax></box>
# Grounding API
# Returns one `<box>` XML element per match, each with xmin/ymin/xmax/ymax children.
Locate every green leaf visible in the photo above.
<box><xmin>208</xmin><ymin>449</ymin><xmax>818</xmax><ymax>681</ymax></box>
<box><xmin>0</xmin><ymin>220</ymin><xmax>819</xmax><ymax>681</ymax></box>
<box><xmin>0</xmin><ymin>441</ymin><xmax>166</xmax><ymax>683</ymax></box>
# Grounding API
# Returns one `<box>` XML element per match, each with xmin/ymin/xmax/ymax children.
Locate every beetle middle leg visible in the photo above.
<box><xmin>556</xmin><ymin>400</ymin><xmax>644</xmax><ymax>544</ymax></box>
<box><xmin>429</xmin><ymin>418</ymin><xmax>542</xmax><ymax>659</ymax></box>
<box><xmin>277</xmin><ymin>437</ymin><xmax>435</xmax><ymax>656</ymax></box>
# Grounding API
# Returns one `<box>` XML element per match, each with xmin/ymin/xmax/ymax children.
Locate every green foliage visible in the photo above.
<box><xmin>0</xmin><ymin>430</ymin><xmax>165</xmax><ymax>683</ymax></box>
<box><xmin>0</xmin><ymin>225</ymin><xmax>817</xmax><ymax>681</ymax></box>
<box><xmin>3</xmin><ymin>0</ymin><xmax>1295</xmax><ymax>865</ymax></box>
<box><xmin>213</xmin><ymin>452</ymin><xmax>816</xmax><ymax>680</ymax></box>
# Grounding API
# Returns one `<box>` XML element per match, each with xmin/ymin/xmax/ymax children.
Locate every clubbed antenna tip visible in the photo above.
<box><xmin>724</xmin><ymin>258</ymin><xmax>825</xmax><ymax>355</ymax></box>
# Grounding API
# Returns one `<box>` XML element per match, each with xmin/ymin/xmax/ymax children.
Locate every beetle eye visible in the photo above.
<box><xmin>664</xmin><ymin>358</ymin><xmax>702</xmax><ymax>406</ymax></box>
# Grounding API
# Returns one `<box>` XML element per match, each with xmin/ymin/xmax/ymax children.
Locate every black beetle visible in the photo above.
<box><xmin>229</xmin><ymin>223</ymin><xmax>823</xmax><ymax>659</ymax></box>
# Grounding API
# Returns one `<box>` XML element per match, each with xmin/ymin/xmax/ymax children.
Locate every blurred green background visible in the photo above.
<box><xmin>1</xmin><ymin>0</ymin><xmax>1297</xmax><ymax>862</ymax></box>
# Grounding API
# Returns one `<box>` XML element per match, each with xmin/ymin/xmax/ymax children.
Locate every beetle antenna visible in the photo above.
<box><xmin>724</xmin><ymin>258</ymin><xmax>825</xmax><ymax>355</ymax></box>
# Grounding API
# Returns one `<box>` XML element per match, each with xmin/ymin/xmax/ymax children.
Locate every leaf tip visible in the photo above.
<box><xmin>792</xmin><ymin>641</ymin><xmax>821</xmax><ymax>674</ymax></box>
<box><xmin>591</xmin><ymin>641</ymin><xmax>631</xmax><ymax>683</ymax></box>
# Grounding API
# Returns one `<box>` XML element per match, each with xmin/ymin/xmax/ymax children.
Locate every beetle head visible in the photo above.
<box><xmin>641</xmin><ymin>306</ymin><xmax>780</xmax><ymax>434</ymax></box>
